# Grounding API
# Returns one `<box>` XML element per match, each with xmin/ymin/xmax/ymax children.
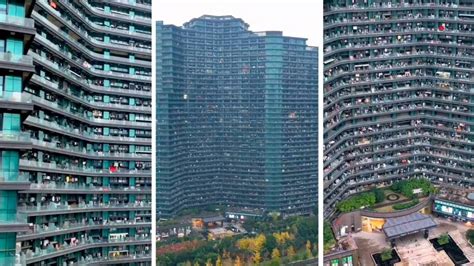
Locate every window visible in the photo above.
<box><xmin>1</xmin><ymin>113</ymin><xmax>20</xmax><ymax>133</ymax></box>
<box><xmin>1</xmin><ymin>151</ymin><xmax>18</xmax><ymax>180</ymax></box>
<box><xmin>6</xmin><ymin>39</ymin><xmax>23</xmax><ymax>56</ymax></box>
<box><xmin>343</xmin><ymin>256</ymin><xmax>353</xmax><ymax>266</ymax></box>
<box><xmin>7</xmin><ymin>0</ymin><xmax>25</xmax><ymax>17</ymax></box>
<box><xmin>0</xmin><ymin>191</ymin><xmax>17</xmax><ymax>220</ymax></box>
<box><xmin>0</xmin><ymin>232</ymin><xmax>15</xmax><ymax>263</ymax></box>
<box><xmin>0</xmin><ymin>0</ymin><xmax>6</xmax><ymax>15</ymax></box>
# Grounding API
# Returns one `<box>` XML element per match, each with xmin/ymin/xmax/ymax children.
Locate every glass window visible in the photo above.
<box><xmin>0</xmin><ymin>192</ymin><xmax>17</xmax><ymax>221</ymax></box>
<box><xmin>0</xmin><ymin>232</ymin><xmax>15</xmax><ymax>263</ymax></box>
<box><xmin>7</xmin><ymin>0</ymin><xmax>24</xmax><ymax>17</ymax></box>
<box><xmin>5</xmin><ymin>76</ymin><xmax>21</xmax><ymax>94</ymax></box>
<box><xmin>1</xmin><ymin>150</ymin><xmax>18</xmax><ymax>180</ymax></box>
<box><xmin>343</xmin><ymin>256</ymin><xmax>353</xmax><ymax>266</ymax></box>
<box><xmin>2</xmin><ymin>113</ymin><xmax>20</xmax><ymax>133</ymax></box>
<box><xmin>0</xmin><ymin>0</ymin><xmax>6</xmax><ymax>15</ymax></box>
<box><xmin>6</xmin><ymin>38</ymin><xmax>23</xmax><ymax>56</ymax></box>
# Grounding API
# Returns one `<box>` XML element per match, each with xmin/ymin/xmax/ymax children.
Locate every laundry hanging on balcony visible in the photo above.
<box><xmin>438</xmin><ymin>23</ymin><xmax>446</xmax><ymax>31</ymax></box>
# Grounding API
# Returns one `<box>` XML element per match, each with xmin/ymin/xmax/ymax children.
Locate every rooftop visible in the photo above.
<box><xmin>383</xmin><ymin>212</ymin><xmax>437</xmax><ymax>239</ymax></box>
<box><xmin>436</xmin><ymin>186</ymin><xmax>474</xmax><ymax>207</ymax></box>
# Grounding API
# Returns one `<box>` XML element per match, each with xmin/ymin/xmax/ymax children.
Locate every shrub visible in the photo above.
<box><xmin>391</xmin><ymin>179</ymin><xmax>435</xmax><ymax>199</ymax></box>
<box><xmin>336</xmin><ymin>192</ymin><xmax>376</xmax><ymax>212</ymax></box>
<box><xmin>466</xmin><ymin>229</ymin><xmax>474</xmax><ymax>245</ymax></box>
<box><xmin>438</xmin><ymin>234</ymin><xmax>450</xmax><ymax>245</ymax></box>
<box><xmin>380</xmin><ymin>249</ymin><xmax>393</xmax><ymax>261</ymax></box>
<box><xmin>392</xmin><ymin>199</ymin><xmax>419</xmax><ymax>210</ymax></box>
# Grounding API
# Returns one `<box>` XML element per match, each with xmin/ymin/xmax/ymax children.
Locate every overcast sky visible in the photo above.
<box><xmin>153</xmin><ymin>0</ymin><xmax>321</xmax><ymax>46</ymax></box>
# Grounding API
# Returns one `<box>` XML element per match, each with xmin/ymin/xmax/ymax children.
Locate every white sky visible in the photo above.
<box><xmin>153</xmin><ymin>0</ymin><xmax>322</xmax><ymax>46</ymax></box>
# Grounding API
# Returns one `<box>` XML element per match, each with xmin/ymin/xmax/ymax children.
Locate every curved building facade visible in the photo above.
<box><xmin>323</xmin><ymin>0</ymin><xmax>473</xmax><ymax>217</ymax></box>
<box><xmin>0</xmin><ymin>0</ymin><xmax>35</xmax><ymax>265</ymax></box>
<box><xmin>156</xmin><ymin>16</ymin><xmax>318</xmax><ymax>219</ymax></box>
<box><xmin>7</xmin><ymin>0</ymin><xmax>152</xmax><ymax>265</ymax></box>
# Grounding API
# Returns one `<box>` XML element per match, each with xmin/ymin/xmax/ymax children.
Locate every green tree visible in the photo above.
<box><xmin>265</xmin><ymin>234</ymin><xmax>278</xmax><ymax>253</ymax></box>
<box><xmin>324</xmin><ymin>221</ymin><xmax>336</xmax><ymax>252</ymax></box>
<box><xmin>336</xmin><ymin>191</ymin><xmax>376</xmax><ymax>212</ymax></box>
<box><xmin>466</xmin><ymin>229</ymin><xmax>474</xmax><ymax>245</ymax></box>
<box><xmin>372</xmin><ymin>188</ymin><xmax>385</xmax><ymax>203</ymax></box>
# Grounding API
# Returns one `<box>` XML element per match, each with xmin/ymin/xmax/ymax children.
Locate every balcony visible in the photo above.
<box><xmin>26</xmin><ymin>182</ymin><xmax>151</xmax><ymax>194</ymax></box>
<box><xmin>0</xmin><ymin>52</ymin><xmax>34</xmax><ymax>73</ymax></box>
<box><xmin>31</xmin><ymin>139</ymin><xmax>151</xmax><ymax>161</ymax></box>
<box><xmin>24</xmin><ymin>116</ymin><xmax>150</xmax><ymax>145</ymax></box>
<box><xmin>0</xmin><ymin>131</ymin><xmax>32</xmax><ymax>150</ymax></box>
<box><xmin>32</xmin><ymin>11</ymin><xmax>150</xmax><ymax>56</ymax></box>
<box><xmin>18</xmin><ymin>201</ymin><xmax>152</xmax><ymax>216</ymax></box>
<box><xmin>324</xmin><ymin>3</ymin><xmax>473</xmax><ymax>15</ymax></box>
<box><xmin>19</xmin><ymin>159</ymin><xmax>151</xmax><ymax>178</ymax></box>
<box><xmin>78</xmin><ymin>0</ymin><xmax>150</xmax><ymax>25</ymax></box>
<box><xmin>0</xmin><ymin>170</ymin><xmax>30</xmax><ymax>190</ymax></box>
<box><xmin>76</xmin><ymin>254</ymin><xmax>152</xmax><ymax>265</ymax></box>
<box><xmin>29</xmin><ymin>94</ymin><xmax>151</xmax><ymax>129</ymax></box>
<box><xmin>35</xmin><ymin>34</ymin><xmax>150</xmax><ymax>70</ymax></box>
<box><xmin>56</xmin><ymin>0</ymin><xmax>151</xmax><ymax>40</ymax></box>
<box><xmin>0</xmin><ymin>92</ymin><xmax>33</xmax><ymax>111</ymax></box>
<box><xmin>17</xmin><ymin>220</ymin><xmax>151</xmax><ymax>241</ymax></box>
<box><xmin>0</xmin><ymin>213</ymin><xmax>30</xmax><ymax>233</ymax></box>
<box><xmin>23</xmin><ymin>236</ymin><xmax>151</xmax><ymax>264</ymax></box>
<box><xmin>30</xmin><ymin>73</ymin><xmax>150</xmax><ymax>101</ymax></box>
<box><xmin>0</xmin><ymin>14</ymin><xmax>35</xmax><ymax>34</ymax></box>
<box><xmin>104</xmin><ymin>0</ymin><xmax>151</xmax><ymax>12</ymax></box>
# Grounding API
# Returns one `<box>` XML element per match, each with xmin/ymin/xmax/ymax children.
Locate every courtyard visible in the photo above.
<box><xmin>351</xmin><ymin>218</ymin><xmax>474</xmax><ymax>265</ymax></box>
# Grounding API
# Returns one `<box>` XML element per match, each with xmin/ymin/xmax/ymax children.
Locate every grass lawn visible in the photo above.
<box><xmin>372</xmin><ymin>189</ymin><xmax>425</xmax><ymax>212</ymax></box>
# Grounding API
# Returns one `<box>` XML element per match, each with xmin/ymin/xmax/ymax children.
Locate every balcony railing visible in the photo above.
<box><xmin>19</xmin><ymin>159</ymin><xmax>151</xmax><ymax>176</ymax></box>
<box><xmin>0</xmin><ymin>92</ymin><xmax>33</xmax><ymax>103</ymax></box>
<box><xmin>74</xmin><ymin>254</ymin><xmax>152</xmax><ymax>265</ymax></box>
<box><xmin>29</xmin><ymin>182</ymin><xmax>151</xmax><ymax>192</ymax></box>
<box><xmin>0</xmin><ymin>14</ymin><xmax>34</xmax><ymax>28</ymax></box>
<box><xmin>31</xmin><ymin>139</ymin><xmax>150</xmax><ymax>159</ymax></box>
<box><xmin>0</xmin><ymin>213</ymin><xmax>27</xmax><ymax>224</ymax></box>
<box><xmin>18</xmin><ymin>220</ymin><xmax>151</xmax><ymax>237</ymax></box>
<box><xmin>0</xmin><ymin>131</ymin><xmax>31</xmax><ymax>143</ymax></box>
<box><xmin>0</xmin><ymin>52</ymin><xmax>32</xmax><ymax>65</ymax></box>
<box><xmin>18</xmin><ymin>201</ymin><xmax>152</xmax><ymax>213</ymax></box>
<box><xmin>23</xmin><ymin>236</ymin><xmax>151</xmax><ymax>262</ymax></box>
<box><xmin>78</xmin><ymin>0</ymin><xmax>150</xmax><ymax>23</ymax></box>
<box><xmin>32</xmin><ymin>11</ymin><xmax>150</xmax><ymax>54</ymax></box>
<box><xmin>0</xmin><ymin>171</ymin><xmax>29</xmax><ymax>183</ymax></box>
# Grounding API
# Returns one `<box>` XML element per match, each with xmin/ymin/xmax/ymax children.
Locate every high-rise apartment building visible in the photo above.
<box><xmin>156</xmin><ymin>16</ymin><xmax>318</xmax><ymax>219</ymax></box>
<box><xmin>2</xmin><ymin>0</ymin><xmax>152</xmax><ymax>265</ymax></box>
<box><xmin>323</xmin><ymin>0</ymin><xmax>473</xmax><ymax>217</ymax></box>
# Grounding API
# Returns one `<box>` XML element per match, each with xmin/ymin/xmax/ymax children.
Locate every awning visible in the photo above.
<box><xmin>383</xmin><ymin>213</ymin><xmax>437</xmax><ymax>239</ymax></box>
<box><xmin>202</xmin><ymin>216</ymin><xmax>225</xmax><ymax>223</ymax></box>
